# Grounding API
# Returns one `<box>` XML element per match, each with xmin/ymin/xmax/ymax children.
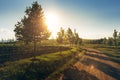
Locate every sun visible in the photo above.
<box><xmin>45</xmin><ymin>13</ymin><xmax>59</xmax><ymax>27</ymax></box>
<box><xmin>45</xmin><ymin>12</ymin><xmax>60</xmax><ymax>38</ymax></box>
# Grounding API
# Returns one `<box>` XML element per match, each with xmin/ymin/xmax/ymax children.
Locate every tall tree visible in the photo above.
<box><xmin>14</xmin><ymin>1</ymin><xmax>50</xmax><ymax>44</ymax></box>
<box><xmin>113</xmin><ymin>29</ymin><xmax>118</xmax><ymax>47</ymax></box>
<box><xmin>74</xmin><ymin>29</ymin><xmax>82</xmax><ymax>46</ymax></box>
<box><xmin>57</xmin><ymin>27</ymin><xmax>65</xmax><ymax>44</ymax></box>
<box><xmin>66</xmin><ymin>28</ymin><xmax>75</xmax><ymax>46</ymax></box>
<box><xmin>117</xmin><ymin>32</ymin><xmax>120</xmax><ymax>46</ymax></box>
<box><xmin>14</xmin><ymin>1</ymin><xmax>50</xmax><ymax>58</ymax></box>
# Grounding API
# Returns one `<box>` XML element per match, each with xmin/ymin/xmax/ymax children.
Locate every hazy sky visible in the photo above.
<box><xmin>0</xmin><ymin>0</ymin><xmax>120</xmax><ymax>40</ymax></box>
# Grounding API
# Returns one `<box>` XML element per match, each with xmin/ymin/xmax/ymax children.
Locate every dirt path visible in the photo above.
<box><xmin>60</xmin><ymin>48</ymin><xmax>120</xmax><ymax>80</ymax></box>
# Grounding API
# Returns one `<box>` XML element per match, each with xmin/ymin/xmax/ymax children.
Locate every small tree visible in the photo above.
<box><xmin>113</xmin><ymin>29</ymin><xmax>118</xmax><ymax>47</ymax></box>
<box><xmin>56</xmin><ymin>27</ymin><xmax>65</xmax><ymax>44</ymax></box>
<box><xmin>117</xmin><ymin>32</ymin><xmax>120</xmax><ymax>46</ymax></box>
<box><xmin>102</xmin><ymin>37</ymin><xmax>107</xmax><ymax>45</ymax></box>
<box><xmin>66</xmin><ymin>28</ymin><xmax>75</xmax><ymax>46</ymax></box>
<box><xmin>74</xmin><ymin>29</ymin><xmax>82</xmax><ymax>46</ymax></box>
<box><xmin>107</xmin><ymin>37</ymin><xmax>114</xmax><ymax>46</ymax></box>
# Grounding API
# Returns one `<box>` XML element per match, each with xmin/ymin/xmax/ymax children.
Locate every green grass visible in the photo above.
<box><xmin>81</xmin><ymin>44</ymin><xmax>120</xmax><ymax>63</ymax></box>
<box><xmin>46</xmin><ymin>50</ymin><xmax>85</xmax><ymax>80</ymax></box>
<box><xmin>0</xmin><ymin>48</ymin><xmax>78</xmax><ymax>80</ymax></box>
<box><xmin>0</xmin><ymin>44</ymin><xmax>71</xmax><ymax>65</ymax></box>
<box><xmin>96</xmin><ymin>47</ymin><xmax>120</xmax><ymax>63</ymax></box>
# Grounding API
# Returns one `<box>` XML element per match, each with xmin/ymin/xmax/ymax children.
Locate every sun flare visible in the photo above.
<box><xmin>45</xmin><ymin>12</ymin><xmax>60</xmax><ymax>38</ymax></box>
<box><xmin>45</xmin><ymin>13</ymin><xmax>59</xmax><ymax>27</ymax></box>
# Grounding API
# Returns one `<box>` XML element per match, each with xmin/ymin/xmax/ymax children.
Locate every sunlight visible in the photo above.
<box><xmin>45</xmin><ymin>12</ymin><xmax>59</xmax><ymax>27</ymax></box>
<box><xmin>90</xmin><ymin>65</ymin><xmax>94</xmax><ymax>69</ymax></box>
<box><xmin>45</xmin><ymin>12</ymin><xmax>60</xmax><ymax>38</ymax></box>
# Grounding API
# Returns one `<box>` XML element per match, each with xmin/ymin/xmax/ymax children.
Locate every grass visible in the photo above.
<box><xmin>0</xmin><ymin>47</ymin><xmax>78</xmax><ymax>80</ymax></box>
<box><xmin>46</xmin><ymin>49</ymin><xmax>85</xmax><ymax>80</ymax></box>
<box><xmin>96</xmin><ymin>47</ymin><xmax>120</xmax><ymax>63</ymax></box>
<box><xmin>0</xmin><ymin>44</ymin><xmax>71</xmax><ymax>65</ymax></box>
<box><xmin>81</xmin><ymin>44</ymin><xmax>120</xmax><ymax>63</ymax></box>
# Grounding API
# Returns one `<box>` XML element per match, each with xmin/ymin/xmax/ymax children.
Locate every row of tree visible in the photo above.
<box><xmin>85</xmin><ymin>29</ymin><xmax>120</xmax><ymax>47</ymax></box>
<box><xmin>103</xmin><ymin>29</ymin><xmax>120</xmax><ymax>46</ymax></box>
<box><xmin>56</xmin><ymin>27</ymin><xmax>82</xmax><ymax>46</ymax></box>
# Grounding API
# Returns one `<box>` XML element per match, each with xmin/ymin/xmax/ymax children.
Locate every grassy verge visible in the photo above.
<box><xmin>0</xmin><ymin>47</ymin><xmax>78</xmax><ymax>80</ymax></box>
<box><xmin>46</xmin><ymin>48</ymin><xmax>85</xmax><ymax>80</ymax></box>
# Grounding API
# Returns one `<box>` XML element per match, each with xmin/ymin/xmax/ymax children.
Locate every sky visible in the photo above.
<box><xmin>0</xmin><ymin>0</ymin><xmax>120</xmax><ymax>40</ymax></box>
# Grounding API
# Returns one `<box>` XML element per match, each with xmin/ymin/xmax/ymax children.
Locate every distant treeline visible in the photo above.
<box><xmin>83</xmin><ymin>29</ymin><xmax>120</xmax><ymax>47</ymax></box>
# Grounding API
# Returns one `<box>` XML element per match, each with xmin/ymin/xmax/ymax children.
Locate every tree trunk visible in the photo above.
<box><xmin>33</xmin><ymin>35</ymin><xmax>36</xmax><ymax>59</ymax></box>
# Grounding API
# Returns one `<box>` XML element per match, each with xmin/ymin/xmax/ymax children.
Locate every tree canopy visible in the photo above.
<box><xmin>14</xmin><ymin>1</ymin><xmax>50</xmax><ymax>44</ymax></box>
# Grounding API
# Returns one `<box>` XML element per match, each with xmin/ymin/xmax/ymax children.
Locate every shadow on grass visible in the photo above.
<box><xmin>80</xmin><ymin>58</ymin><xmax>120</xmax><ymax>80</ymax></box>
<box><xmin>62</xmin><ymin>67</ymin><xmax>98</xmax><ymax>80</ymax></box>
<box><xmin>22</xmin><ymin>58</ymin><xmax>57</xmax><ymax>80</ymax></box>
<box><xmin>85</xmin><ymin>53</ymin><xmax>120</xmax><ymax>64</ymax></box>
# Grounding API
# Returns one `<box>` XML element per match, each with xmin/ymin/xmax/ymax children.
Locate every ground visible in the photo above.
<box><xmin>59</xmin><ymin>48</ymin><xmax>120</xmax><ymax>80</ymax></box>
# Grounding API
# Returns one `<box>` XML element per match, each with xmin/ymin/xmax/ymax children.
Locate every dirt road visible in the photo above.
<box><xmin>60</xmin><ymin>48</ymin><xmax>120</xmax><ymax>80</ymax></box>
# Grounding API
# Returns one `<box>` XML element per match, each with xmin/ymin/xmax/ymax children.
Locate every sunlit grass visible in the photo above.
<box><xmin>96</xmin><ymin>47</ymin><xmax>120</xmax><ymax>63</ymax></box>
<box><xmin>81</xmin><ymin>44</ymin><xmax>120</xmax><ymax>63</ymax></box>
<box><xmin>0</xmin><ymin>47</ymin><xmax>78</xmax><ymax>80</ymax></box>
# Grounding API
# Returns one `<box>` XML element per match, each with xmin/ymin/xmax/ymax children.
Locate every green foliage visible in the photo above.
<box><xmin>107</xmin><ymin>37</ymin><xmax>114</xmax><ymax>46</ymax></box>
<box><xmin>56</xmin><ymin>27</ymin><xmax>65</xmax><ymax>44</ymax></box>
<box><xmin>102</xmin><ymin>37</ymin><xmax>107</xmax><ymax>45</ymax></box>
<box><xmin>14</xmin><ymin>1</ymin><xmax>51</xmax><ymax>44</ymax></box>
<box><xmin>66</xmin><ymin>28</ymin><xmax>75</xmax><ymax>45</ymax></box>
<box><xmin>56</xmin><ymin>27</ymin><xmax>82</xmax><ymax>46</ymax></box>
<box><xmin>83</xmin><ymin>39</ymin><xmax>104</xmax><ymax>44</ymax></box>
<box><xmin>113</xmin><ymin>29</ymin><xmax>118</xmax><ymax>47</ymax></box>
<box><xmin>74</xmin><ymin>29</ymin><xmax>82</xmax><ymax>46</ymax></box>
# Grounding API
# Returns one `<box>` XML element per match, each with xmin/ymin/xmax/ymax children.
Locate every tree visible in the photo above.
<box><xmin>102</xmin><ymin>37</ymin><xmax>107</xmax><ymax>45</ymax></box>
<box><xmin>107</xmin><ymin>37</ymin><xmax>114</xmax><ymax>46</ymax></box>
<box><xmin>74</xmin><ymin>29</ymin><xmax>82</xmax><ymax>46</ymax></box>
<box><xmin>56</xmin><ymin>27</ymin><xmax>65</xmax><ymax>44</ymax></box>
<box><xmin>113</xmin><ymin>29</ymin><xmax>118</xmax><ymax>47</ymax></box>
<box><xmin>14</xmin><ymin>1</ymin><xmax>50</xmax><ymax>44</ymax></box>
<box><xmin>66</xmin><ymin>28</ymin><xmax>75</xmax><ymax>46</ymax></box>
<box><xmin>117</xmin><ymin>32</ymin><xmax>120</xmax><ymax>46</ymax></box>
<box><xmin>14</xmin><ymin>2</ymin><xmax>50</xmax><ymax>43</ymax></box>
<box><xmin>14</xmin><ymin>1</ymin><xmax>50</xmax><ymax>58</ymax></box>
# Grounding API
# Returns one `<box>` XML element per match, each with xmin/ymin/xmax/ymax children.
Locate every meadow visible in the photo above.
<box><xmin>0</xmin><ymin>42</ymin><xmax>120</xmax><ymax>80</ymax></box>
<box><xmin>0</xmin><ymin>41</ymin><xmax>82</xmax><ymax>80</ymax></box>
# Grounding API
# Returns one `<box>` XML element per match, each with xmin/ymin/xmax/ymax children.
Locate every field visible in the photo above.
<box><xmin>0</xmin><ymin>43</ymin><xmax>120</xmax><ymax>80</ymax></box>
<box><xmin>1</xmin><ymin>0</ymin><xmax>120</xmax><ymax>80</ymax></box>
<box><xmin>82</xmin><ymin>44</ymin><xmax>120</xmax><ymax>63</ymax></box>
<box><xmin>0</xmin><ymin>43</ymin><xmax>81</xmax><ymax>80</ymax></box>
<box><xmin>58</xmin><ymin>44</ymin><xmax>120</xmax><ymax>80</ymax></box>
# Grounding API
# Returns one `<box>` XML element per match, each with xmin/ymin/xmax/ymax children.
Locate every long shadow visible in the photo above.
<box><xmin>80</xmin><ymin>58</ymin><xmax>120</xmax><ymax>80</ymax></box>
<box><xmin>85</xmin><ymin>53</ymin><xmax>120</xmax><ymax>64</ymax></box>
<box><xmin>63</xmin><ymin>67</ymin><xmax>99</xmax><ymax>80</ymax></box>
<box><xmin>22</xmin><ymin>59</ymin><xmax>54</xmax><ymax>80</ymax></box>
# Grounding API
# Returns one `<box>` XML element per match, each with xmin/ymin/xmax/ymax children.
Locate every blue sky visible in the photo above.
<box><xmin>0</xmin><ymin>0</ymin><xmax>120</xmax><ymax>40</ymax></box>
